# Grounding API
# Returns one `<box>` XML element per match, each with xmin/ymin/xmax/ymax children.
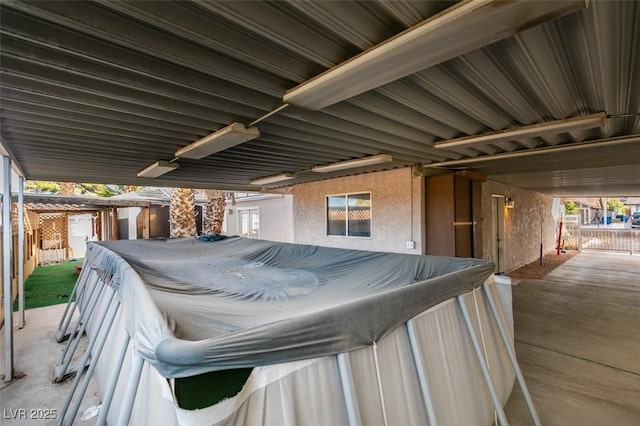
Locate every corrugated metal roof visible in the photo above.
<box><xmin>0</xmin><ymin>0</ymin><xmax>638</xmax><ymax>195</ymax></box>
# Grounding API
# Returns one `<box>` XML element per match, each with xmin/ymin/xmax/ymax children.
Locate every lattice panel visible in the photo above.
<box><xmin>328</xmin><ymin>210</ymin><xmax>346</xmax><ymax>221</ymax></box>
<box><xmin>39</xmin><ymin>212</ymin><xmax>66</xmax><ymax>223</ymax></box>
<box><xmin>328</xmin><ymin>210</ymin><xmax>371</xmax><ymax>221</ymax></box>
<box><xmin>39</xmin><ymin>213</ymin><xmax>69</xmax><ymax>248</ymax></box>
<box><xmin>348</xmin><ymin>210</ymin><xmax>371</xmax><ymax>221</ymax></box>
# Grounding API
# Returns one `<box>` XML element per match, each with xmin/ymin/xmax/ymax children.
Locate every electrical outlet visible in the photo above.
<box><xmin>406</xmin><ymin>240</ymin><xmax>415</xmax><ymax>249</ymax></box>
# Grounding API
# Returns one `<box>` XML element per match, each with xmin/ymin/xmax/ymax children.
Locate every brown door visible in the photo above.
<box><xmin>454</xmin><ymin>175</ymin><xmax>473</xmax><ymax>257</ymax></box>
<box><xmin>426</xmin><ymin>174</ymin><xmax>482</xmax><ymax>258</ymax></box>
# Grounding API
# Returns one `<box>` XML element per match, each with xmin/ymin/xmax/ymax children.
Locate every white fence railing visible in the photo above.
<box><xmin>580</xmin><ymin>228</ymin><xmax>640</xmax><ymax>254</ymax></box>
<box><xmin>558</xmin><ymin>215</ymin><xmax>639</xmax><ymax>255</ymax></box>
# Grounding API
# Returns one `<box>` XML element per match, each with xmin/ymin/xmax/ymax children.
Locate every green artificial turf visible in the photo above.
<box><xmin>175</xmin><ymin>368</ymin><xmax>253</xmax><ymax>410</ymax></box>
<box><xmin>14</xmin><ymin>260</ymin><xmax>82</xmax><ymax>310</ymax></box>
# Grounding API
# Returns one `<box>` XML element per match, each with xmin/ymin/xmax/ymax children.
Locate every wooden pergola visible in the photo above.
<box><xmin>19</xmin><ymin>194</ymin><xmax>153</xmax><ymax>243</ymax></box>
<box><xmin>1</xmin><ymin>191</ymin><xmax>153</xmax><ymax>335</ymax></box>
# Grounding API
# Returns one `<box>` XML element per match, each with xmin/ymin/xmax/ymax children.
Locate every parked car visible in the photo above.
<box><xmin>632</xmin><ymin>212</ymin><xmax>640</xmax><ymax>228</ymax></box>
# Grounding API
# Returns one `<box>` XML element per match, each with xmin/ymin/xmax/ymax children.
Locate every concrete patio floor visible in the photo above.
<box><xmin>1</xmin><ymin>251</ymin><xmax>638</xmax><ymax>425</ymax></box>
<box><xmin>0</xmin><ymin>304</ymin><xmax>100</xmax><ymax>425</ymax></box>
<box><xmin>505</xmin><ymin>251</ymin><xmax>640</xmax><ymax>425</ymax></box>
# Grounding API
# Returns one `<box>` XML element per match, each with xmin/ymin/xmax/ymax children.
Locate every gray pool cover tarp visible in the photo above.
<box><xmin>86</xmin><ymin>237</ymin><xmax>494</xmax><ymax>378</ymax></box>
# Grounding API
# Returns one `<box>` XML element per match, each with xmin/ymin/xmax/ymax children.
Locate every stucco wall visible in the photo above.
<box><xmin>225</xmin><ymin>195</ymin><xmax>294</xmax><ymax>243</ymax></box>
<box><xmin>292</xmin><ymin>168</ymin><xmax>423</xmax><ymax>254</ymax></box>
<box><xmin>292</xmin><ymin>169</ymin><xmax>555</xmax><ymax>270</ymax></box>
<box><xmin>481</xmin><ymin>180</ymin><xmax>556</xmax><ymax>273</ymax></box>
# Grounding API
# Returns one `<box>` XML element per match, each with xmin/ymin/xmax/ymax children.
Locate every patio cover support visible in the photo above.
<box><xmin>2</xmin><ymin>155</ymin><xmax>13</xmax><ymax>382</ymax></box>
<box><xmin>17</xmin><ymin>176</ymin><xmax>24</xmax><ymax>328</ymax></box>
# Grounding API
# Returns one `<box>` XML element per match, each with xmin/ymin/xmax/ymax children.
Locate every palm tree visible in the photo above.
<box><xmin>203</xmin><ymin>190</ymin><xmax>227</xmax><ymax>235</ymax></box>
<box><xmin>169</xmin><ymin>188</ymin><xmax>196</xmax><ymax>238</ymax></box>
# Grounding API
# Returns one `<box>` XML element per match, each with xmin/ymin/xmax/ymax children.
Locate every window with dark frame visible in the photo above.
<box><xmin>326</xmin><ymin>193</ymin><xmax>371</xmax><ymax>237</ymax></box>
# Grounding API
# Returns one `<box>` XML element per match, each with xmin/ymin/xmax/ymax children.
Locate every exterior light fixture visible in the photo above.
<box><xmin>434</xmin><ymin>113</ymin><xmax>607</xmax><ymax>150</ymax></box>
<box><xmin>249</xmin><ymin>173</ymin><xmax>295</xmax><ymax>186</ymax></box>
<box><xmin>505</xmin><ymin>197</ymin><xmax>515</xmax><ymax>209</ymax></box>
<box><xmin>283</xmin><ymin>0</ymin><xmax>586</xmax><ymax>110</ymax></box>
<box><xmin>175</xmin><ymin>122</ymin><xmax>260</xmax><ymax>159</ymax></box>
<box><xmin>311</xmin><ymin>154</ymin><xmax>393</xmax><ymax>173</ymax></box>
<box><xmin>137</xmin><ymin>160</ymin><xmax>179</xmax><ymax>178</ymax></box>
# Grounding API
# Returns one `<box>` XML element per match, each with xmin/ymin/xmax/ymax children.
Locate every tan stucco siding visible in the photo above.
<box><xmin>481</xmin><ymin>180</ymin><xmax>556</xmax><ymax>273</ymax></box>
<box><xmin>293</xmin><ymin>168</ymin><xmax>556</xmax><ymax>272</ymax></box>
<box><xmin>292</xmin><ymin>168</ymin><xmax>423</xmax><ymax>254</ymax></box>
